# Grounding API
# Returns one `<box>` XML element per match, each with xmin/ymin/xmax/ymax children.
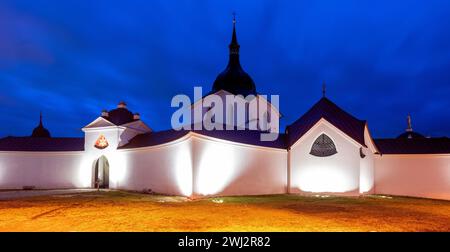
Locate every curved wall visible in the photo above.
<box><xmin>191</xmin><ymin>134</ymin><xmax>287</xmax><ymax>197</ymax></box>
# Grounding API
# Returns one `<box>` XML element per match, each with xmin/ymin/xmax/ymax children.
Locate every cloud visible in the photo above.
<box><xmin>0</xmin><ymin>0</ymin><xmax>449</xmax><ymax>138</ymax></box>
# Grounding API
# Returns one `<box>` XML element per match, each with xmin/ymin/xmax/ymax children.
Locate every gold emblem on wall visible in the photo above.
<box><xmin>94</xmin><ymin>134</ymin><xmax>109</xmax><ymax>149</ymax></box>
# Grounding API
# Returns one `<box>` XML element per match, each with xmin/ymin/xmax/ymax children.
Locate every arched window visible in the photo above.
<box><xmin>310</xmin><ymin>134</ymin><xmax>337</xmax><ymax>157</ymax></box>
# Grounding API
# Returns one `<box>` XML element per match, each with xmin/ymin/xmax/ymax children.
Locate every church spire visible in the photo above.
<box><xmin>229</xmin><ymin>12</ymin><xmax>240</xmax><ymax>56</ymax></box>
<box><xmin>406</xmin><ymin>114</ymin><xmax>413</xmax><ymax>132</ymax></box>
<box><xmin>211</xmin><ymin>15</ymin><xmax>257</xmax><ymax>96</ymax></box>
<box><xmin>31</xmin><ymin>111</ymin><xmax>51</xmax><ymax>138</ymax></box>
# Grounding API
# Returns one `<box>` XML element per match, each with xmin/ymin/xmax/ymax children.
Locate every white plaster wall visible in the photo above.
<box><xmin>114</xmin><ymin>137</ymin><xmax>193</xmax><ymax>196</ymax></box>
<box><xmin>191</xmin><ymin>134</ymin><xmax>287</xmax><ymax>197</ymax></box>
<box><xmin>289</xmin><ymin>120</ymin><xmax>361</xmax><ymax>195</ymax></box>
<box><xmin>84</xmin><ymin>127</ymin><xmax>122</xmax><ymax>152</ymax></box>
<box><xmin>0</xmin><ymin>151</ymin><xmax>85</xmax><ymax>189</ymax></box>
<box><xmin>359</xmin><ymin>127</ymin><xmax>375</xmax><ymax>194</ymax></box>
<box><xmin>374</xmin><ymin>154</ymin><xmax>450</xmax><ymax>200</ymax></box>
<box><xmin>360</xmin><ymin>148</ymin><xmax>374</xmax><ymax>194</ymax></box>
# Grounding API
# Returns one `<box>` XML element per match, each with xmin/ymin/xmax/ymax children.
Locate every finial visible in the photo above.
<box><xmin>406</xmin><ymin>114</ymin><xmax>412</xmax><ymax>132</ymax></box>
<box><xmin>229</xmin><ymin>12</ymin><xmax>240</xmax><ymax>55</ymax></box>
<box><xmin>39</xmin><ymin>111</ymin><xmax>43</xmax><ymax>126</ymax></box>
<box><xmin>322</xmin><ymin>81</ymin><xmax>326</xmax><ymax>97</ymax></box>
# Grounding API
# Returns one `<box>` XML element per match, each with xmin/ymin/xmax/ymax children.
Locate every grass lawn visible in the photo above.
<box><xmin>0</xmin><ymin>190</ymin><xmax>449</xmax><ymax>231</ymax></box>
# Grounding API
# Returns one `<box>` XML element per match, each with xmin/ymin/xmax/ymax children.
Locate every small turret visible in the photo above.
<box><xmin>397</xmin><ymin>114</ymin><xmax>425</xmax><ymax>139</ymax></box>
<box><xmin>31</xmin><ymin>112</ymin><xmax>51</xmax><ymax>138</ymax></box>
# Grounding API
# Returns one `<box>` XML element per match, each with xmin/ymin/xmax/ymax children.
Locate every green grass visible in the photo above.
<box><xmin>0</xmin><ymin>190</ymin><xmax>448</xmax><ymax>231</ymax></box>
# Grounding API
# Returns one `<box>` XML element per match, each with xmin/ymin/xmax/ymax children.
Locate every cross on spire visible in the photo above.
<box><xmin>229</xmin><ymin>12</ymin><xmax>240</xmax><ymax>55</ymax></box>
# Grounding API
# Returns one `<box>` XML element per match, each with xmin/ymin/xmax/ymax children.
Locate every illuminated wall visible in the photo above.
<box><xmin>191</xmin><ymin>134</ymin><xmax>287</xmax><ymax>196</ymax></box>
<box><xmin>1</xmin><ymin>117</ymin><xmax>449</xmax><ymax>201</ymax></box>
<box><xmin>0</xmin><ymin>151</ymin><xmax>85</xmax><ymax>189</ymax></box>
<box><xmin>374</xmin><ymin>154</ymin><xmax>450</xmax><ymax>200</ymax></box>
<box><xmin>359</xmin><ymin>126</ymin><xmax>376</xmax><ymax>194</ymax></box>
<box><xmin>289</xmin><ymin>120</ymin><xmax>362</xmax><ymax>195</ymax></box>
<box><xmin>116</xmin><ymin>136</ymin><xmax>193</xmax><ymax>196</ymax></box>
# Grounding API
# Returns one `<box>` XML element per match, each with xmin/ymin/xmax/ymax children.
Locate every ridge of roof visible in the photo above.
<box><xmin>0</xmin><ymin>136</ymin><xmax>84</xmax><ymax>152</ymax></box>
<box><xmin>374</xmin><ymin>137</ymin><xmax>450</xmax><ymax>154</ymax></box>
<box><xmin>286</xmin><ymin>97</ymin><xmax>367</xmax><ymax>147</ymax></box>
<box><xmin>119</xmin><ymin>127</ymin><xmax>287</xmax><ymax>150</ymax></box>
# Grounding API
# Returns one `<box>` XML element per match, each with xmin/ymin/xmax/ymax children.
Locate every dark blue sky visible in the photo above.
<box><xmin>1</xmin><ymin>0</ymin><xmax>450</xmax><ymax>138</ymax></box>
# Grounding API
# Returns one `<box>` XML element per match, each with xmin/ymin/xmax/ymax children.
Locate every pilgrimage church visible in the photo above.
<box><xmin>0</xmin><ymin>20</ymin><xmax>449</xmax><ymax>200</ymax></box>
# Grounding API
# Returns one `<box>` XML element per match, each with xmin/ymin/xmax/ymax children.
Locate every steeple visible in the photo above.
<box><xmin>31</xmin><ymin>112</ymin><xmax>51</xmax><ymax>138</ymax></box>
<box><xmin>211</xmin><ymin>15</ymin><xmax>257</xmax><ymax>96</ymax></box>
<box><xmin>406</xmin><ymin>114</ymin><xmax>413</xmax><ymax>132</ymax></box>
<box><xmin>397</xmin><ymin>114</ymin><xmax>425</xmax><ymax>139</ymax></box>
<box><xmin>229</xmin><ymin>13</ymin><xmax>240</xmax><ymax>56</ymax></box>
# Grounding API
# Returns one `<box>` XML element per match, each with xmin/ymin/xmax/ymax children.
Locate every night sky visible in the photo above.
<box><xmin>1</xmin><ymin>0</ymin><xmax>450</xmax><ymax>138</ymax></box>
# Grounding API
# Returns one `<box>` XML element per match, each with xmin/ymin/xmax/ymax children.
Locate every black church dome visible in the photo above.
<box><xmin>212</xmin><ymin>64</ymin><xmax>256</xmax><ymax>96</ymax></box>
<box><xmin>211</xmin><ymin>18</ymin><xmax>257</xmax><ymax>96</ymax></box>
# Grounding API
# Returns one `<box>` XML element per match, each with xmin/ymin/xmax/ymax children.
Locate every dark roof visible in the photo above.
<box><xmin>101</xmin><ymin>102</ymin><xmax>139</xmax><ymax>126</ymax></box>
<box><xmin>103</xmin><ymin>107</ymin><xmax>136</xmax><ymax>125</ymax></box>
<box><xmin>374</xmin><ymin>137</ymin><xmax>450</xmax><ymax>154</ymax></box>
<box><xmin>0</xmin><ymin>136</ymin><xmax>84</xmax><ymax>152</ymax></box>
<box><xmin>397</xmin><ymin>131</ymin><xmax>425</xmax><ymax>139</ymax></box>
<box><xmin>192</xmin><ymin>129</ymin><xmax>286</xmax><ymax>149</ymax></box>
<box><xmin>118</xmin><ymin>129</ymin><xmax>190</xmax><ymax>149</ymax></box>
<box><xmin>211</xmin><ymin>20</ymin><xmax>257</xmax><ymax>96</ymax></box>
<box><xmin>286</xmin><ymin>97</ymin><xmax>367</xmax><ymax>147</ymax></box>
<box><xmin>119</xmin><ymin>128</ymin><xmax>286</xmax><ymax>150</ymax></box>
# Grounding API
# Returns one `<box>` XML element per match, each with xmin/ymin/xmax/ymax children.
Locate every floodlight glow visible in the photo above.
<box><xmin>196</xmin><ymin>142</ymin><xmax>239</xmax><ymax>195</ymax></box>
<box><xmin>77</xmin><ymin>156</ymin><xmax>94</xmax><ymax>188</ymax></box>
<box><xmin>108</xmin><ymin>153</ymin><xmax>127</xmax><ymax>188</ymax></box>
<box><xmin>295</xmin><ymin>164</ymin><xmax>358</xmax><ymax>193</ymax></box>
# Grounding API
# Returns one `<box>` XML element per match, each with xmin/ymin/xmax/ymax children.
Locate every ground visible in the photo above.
<box><xmin>0</xmin><ymin>190</ymin><xmax>449</xmax><ymax>231</ymax></box>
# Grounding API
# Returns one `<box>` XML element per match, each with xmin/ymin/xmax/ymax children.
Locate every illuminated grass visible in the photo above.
<box><xmin>0</xmin><ymin>191</ymin><xmax>448</xmax><ymax>231</ymax></box>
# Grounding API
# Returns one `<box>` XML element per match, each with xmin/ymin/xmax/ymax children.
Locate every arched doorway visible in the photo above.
<box><xmin>93</xmin><ymin>155</ymin><xmax>109</xmax><ymax>189</ymax></box>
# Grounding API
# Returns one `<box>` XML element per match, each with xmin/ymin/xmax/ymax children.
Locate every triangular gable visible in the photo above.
<box><xmin>82</xmin><ymin>117</ymin><xmax>116</xmax><ymax>129</ymax></box>
<box><xmin>287</xmin><ymin>97</ymin><xmax>367</xmax><ymax>148</ymax></box>
<box><xmin>191</xmin><ymin>90</ymin><xmax>281</xmax><ymax>118</ymax></box>
<box><xmin>256</xmin><ymin>95</ymin><xmax>283</xmax><ymax>117</ymax></box>
<box><xmin>190</xmin><ymin>89</ymin><xmax>234</xmax><ymax>110</ymax></box>
<box><xmin>290</xmin><ymin>118</ymin><xmax>365</xmax><ymax>149</ymax></box>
